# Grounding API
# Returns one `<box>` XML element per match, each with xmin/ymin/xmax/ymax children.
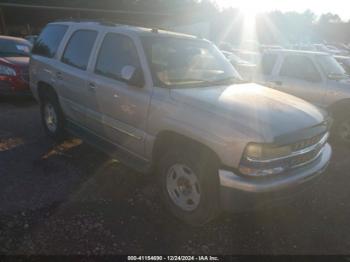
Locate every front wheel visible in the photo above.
<box><xmin>157</xmin><ymin>147</ymin><xmax>221</xmax><ymax>226</ymax></box>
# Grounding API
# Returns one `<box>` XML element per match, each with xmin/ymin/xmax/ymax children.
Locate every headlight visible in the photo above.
<box><xmin>239</xmin><ymin>143</ymin><xmax>292</xmax><ymax>177</ymax></box>
<box><xmin>0</xmin><ymin>64</ymin><xmax>16</xmax><ymax>76</ymax></box>
<box><xmin>244</xmin><ymin>143</ymin><xmax>292</xmax><ymax>161</ymax></box>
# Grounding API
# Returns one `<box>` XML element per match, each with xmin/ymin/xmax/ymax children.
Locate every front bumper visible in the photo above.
<box><xmin>219</xmin><ymin>143</ymin><xmax>331</xmax><ymax>212</ymax></box>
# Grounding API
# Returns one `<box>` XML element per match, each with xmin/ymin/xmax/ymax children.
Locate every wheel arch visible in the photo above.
<box><xmin>152</xmin><ymin>130</ymin><xmax>221</xmax><ymax>168</ymax></box>
<box><xmin>328</xmin><ymin>98</ymin><xmax>350</xmax><ymax>117</ymax></box>
<box><xmin>37</xmin><ymin>81</ymin><xmax>59</xmax><ymax>103</ymax></box>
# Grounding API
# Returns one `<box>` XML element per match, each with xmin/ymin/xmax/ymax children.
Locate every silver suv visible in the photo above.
<box><xmin>30</xmin><ymin>21</ymin><xmax>332</xmax><ymax>225</ymax></box>
<box><xmin>255</xmin><ymin>49</ymin><xmax>350</xmax><ymax>144</ymax></box>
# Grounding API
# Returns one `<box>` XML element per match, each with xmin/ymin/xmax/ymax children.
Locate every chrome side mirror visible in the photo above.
<box><xmin>121</xmin><ymin>65</ymin><xmax>136</xmax><ymax>82</ymax></box>
<box><xmin>121</xmin><ymin>65</ymin><xmax>144</xmax><ymax>87</ymax></box>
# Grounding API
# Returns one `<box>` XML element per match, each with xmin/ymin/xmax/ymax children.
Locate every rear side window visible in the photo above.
<box><xmin>95</xmin><ymin>33</ymin><xmax>140</xmax><ymax>81</ymax></box>
<box><xmin>32</xmin><ymin>24</ymin><xmax>68</xmax><ymax>58</ymax></box>
<box><xmin>280</xmin><ymin>55</ymin><xmax>321</xmax><ymax>82</ymax></box>
<box><xmin>62</xmin><ymin>30</ymin><xmax>97</xmax><ymax>70</ymax></box>
<box><xmin>260</xmin><ymin>54</ymin><xmax>277</xmax><ymax>75</ymax></box>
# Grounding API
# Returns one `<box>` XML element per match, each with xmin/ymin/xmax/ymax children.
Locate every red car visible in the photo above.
<box><xmin>0</xmin><ymin>35</ymin><xmax>32</xmax><ymax>96</ymax></box>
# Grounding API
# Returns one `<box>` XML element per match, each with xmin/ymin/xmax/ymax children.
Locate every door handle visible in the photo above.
<box><xmin>56</xmin><ymin>71</ymin><xmax>63</xmax><ymax>80</ymax></box>
<box><xmin>88</xmin><ymin>82</ymin><xmax>97</xmax><ymax>92</ymax></box>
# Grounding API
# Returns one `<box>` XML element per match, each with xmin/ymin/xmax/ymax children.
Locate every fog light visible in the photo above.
<box><xmin>239</xmin><ymin>166</ymin><xmax>285</xmax><ymax>177</ymax></box>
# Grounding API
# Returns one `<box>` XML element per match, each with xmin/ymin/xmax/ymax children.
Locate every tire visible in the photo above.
<box><xmin>40</xmin><ymin>92</ymin><xmax>66</xmax><ymax>142</ymax></box>
<box><xmin>332</xmin><ymin>112</ymin><xmax>350</xmax><ymax>146</ymax></box>
<box><xmin>157</xmin><ymin>145</ymin><xmax>221</xmax><ymax>226</ymax></box>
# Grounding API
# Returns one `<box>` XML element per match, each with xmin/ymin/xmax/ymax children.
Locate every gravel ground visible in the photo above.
<box><xmin>0</xmin><ymin>97</ymin><xmax>350</xmax><ymax>255</ymax></box>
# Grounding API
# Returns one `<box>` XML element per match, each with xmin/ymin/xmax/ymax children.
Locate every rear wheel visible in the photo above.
<box><xmin>157</xmin><ymin>146</ymin><xmax>221</xmax><ymax>226</ymax></box>
<box><xmin>40</xmin><ymin>92</ymin><xmax>66</xmax><ymax>142</ymax></box>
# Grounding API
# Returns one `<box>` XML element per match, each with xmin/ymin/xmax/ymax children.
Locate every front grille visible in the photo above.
<box><xmin>291</xmin><ymin>133</ymin><xmax>325</xmax><ymax>152</ymax></box>
<box><xmin>287</xmin><ymin>145</ymin><xmax>323</xmax><ymax>168</ymax></box>
<box><xmin>244</xmin><ymin>132</ymin><xmax>329</xmax><ymax>171</ymax></box>
<box><xmin>287</xmin><ymin>132</ymin><xmax>328</xmax><ymax>169</ymax></box>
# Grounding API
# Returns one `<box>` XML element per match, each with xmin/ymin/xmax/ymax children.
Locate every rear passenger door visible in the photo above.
<box><xmin>30</xmin><ymin>24</ymin><xmax>68</xmax><ymax>98</ymax></box>
<box><xmin>88</xmin><ymin>32</ymin><xmax>151</xmax><ymax>156</ymax></box>
<box><xmin>55</xmin><ymin>29</ymin><xmax>98</xmax><ymax>126</ymax></box>
<box><xmin>274</xmin><ymin>55</ymin><xmax>326</xmax><ymax>105</ymax></box>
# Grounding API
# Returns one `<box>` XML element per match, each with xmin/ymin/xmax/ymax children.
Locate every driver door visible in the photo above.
<box><xmin>88</xmin><ymin>32</ymin><xmax>151</xmax><ymax>156</ymax></box>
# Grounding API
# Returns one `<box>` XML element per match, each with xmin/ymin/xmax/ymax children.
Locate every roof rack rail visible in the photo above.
<box><xmin>53</xmin><ymin>18</ymin><xmax>118</xmax><ymax>27</ymax></box>
<box><xmin>52</xmin><ymin>18</ymin><xmax>171</xmax><ymax>32</ymax></box>
<box><xmin>53</xmin><ymin>18</ymin><xmax>98</xmax><ymax>23</ymax></box>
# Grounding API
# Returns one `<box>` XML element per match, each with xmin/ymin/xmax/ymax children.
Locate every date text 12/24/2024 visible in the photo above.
<box><xmin>128</xmin><ymin>256</ymin><xmax>220</xmax><ymax>261</ymax></box>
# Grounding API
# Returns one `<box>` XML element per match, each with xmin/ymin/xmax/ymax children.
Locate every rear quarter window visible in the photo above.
<box><xmin>32</xmin><ymin>24</ymin><xmax>68</xmax><ymax>58</ymax></box>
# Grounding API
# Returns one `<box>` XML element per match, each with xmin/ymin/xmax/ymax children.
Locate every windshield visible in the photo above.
<box><xmin>142</xmin><ymin>36</ymin><xmax>241</xmax><ymax>88</ymax></box>
<box><xmin>0</xmin><ymin>39</ymin><xmax>31</xmax><ymax>57</ymax></box>
<box><xmin>316</xmin><ymin>55</ymin><xmax>348</xmax><ymax>79</ymax></box>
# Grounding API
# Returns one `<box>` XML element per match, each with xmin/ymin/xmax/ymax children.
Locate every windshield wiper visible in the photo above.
<box><xmin>167</xmin><ymin>78</ymin><xmax>212</xmax><ymax>87</ymax></box>
<box><xmin>169</xmin><ymin>78</ymin><xmax>210</xmax><ymax>83</ymax></box>
<box><xmin>166</xmin><ymin>77</ymin><xmax>243</xmax><ymax>88</ymax></box>
<box><xmin>208</xmin><ymin>77</ymin><xmax>244</xmax><ymax>85</ymax></box>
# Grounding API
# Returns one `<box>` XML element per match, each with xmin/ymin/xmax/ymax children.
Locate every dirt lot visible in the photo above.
<box><xmin>0</xmin><ymin>97</ymin><xmax>350</xmax><ymax>255</ymax></box>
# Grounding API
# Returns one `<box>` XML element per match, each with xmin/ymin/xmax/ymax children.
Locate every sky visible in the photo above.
<box><xmin>214</xmin><ymin>0</ymin><xmax>350</xmax><ymax>21</ymax></box>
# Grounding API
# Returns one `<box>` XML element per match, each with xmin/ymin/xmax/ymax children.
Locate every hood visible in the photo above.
<box><xmin>0</xmin><ymin>56</ymin><xmax>29</xmax><ymax>67</ymax></box>
<box><xmin>170</xmin><ymin>83</ymin><xmax>326</xmax><ymax>142</ymax></box>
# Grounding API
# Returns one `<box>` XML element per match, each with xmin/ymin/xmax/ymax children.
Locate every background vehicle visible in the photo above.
<box><xmin>290</xmin><ymin>43</ymin><xmax>317</xmax><ymax>51</ymax></box>
<box><xmin>255</xmin><ymin>49</ymin><xmax>350</xmax><ymax>144</ymax></box>
<box><xmin>334</xmin><ymin>55</ymin><xmax>350</xmax><ymax>75</ymax></box>
<box><xmin>221</xmin><ymin>50</ymin><xmax>256</xmax><ymax>81</ymax></box>
<box><xmin>327</xmin><ymin>45</ymin><xmax>349</xmax><ymax>55</ymax></box>
<box><xmin>259</xmin><ymin>45</ymin><xmax>283</xmax><ymax>52</ymax></box>
<box><xmin>232</xmin><ymin>49</ymin><xmax>262</xmax><ymax>65</ymax></box>
<box><xmin>313</xmin><ymin>44</ymin><xmax>348</xmax><ymax>56</ymax></box>
<box><xmin>332</xmin><ymin>43</ymin><xmax>350</xmax><ymax>53</ymax></box>
<box><xmin>0</xmin><ymin>36</ymin><xmax>31</xmax><ymax>96</ymax></box>
<box><xmin>24</xmin><ymin>35</ymin><xmax>38</xmax><ymax>45</ymax></box>
<box><xmin>30</xmin><ymin>21</ymin><xmax>331</xmax><ymax>225</ymax></box>
<box><xmin>218</xmin><ymin>41</ymin><xmax>234</xmax><ymax>52</ymax></box>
